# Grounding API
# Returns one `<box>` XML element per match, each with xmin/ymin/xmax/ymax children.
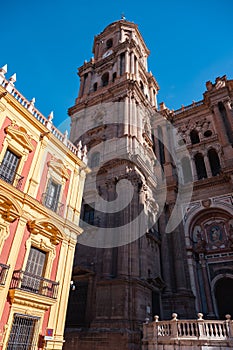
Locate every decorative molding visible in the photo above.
<box><xmin>27</xmin><ymin>219</ymin><xmax>64</xmax><ymax>245</ymax></box>
<box><xmin>0</xmin><ymin>191</ymin><xmax>22</xmax><ymax>222</ymax></box>
<box><xmin>4</xmin><ymin>124</ymin><xmax>34</xmax><ymax>152</ymax></box>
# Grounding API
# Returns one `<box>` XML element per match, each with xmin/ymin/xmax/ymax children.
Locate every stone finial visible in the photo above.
<box><xmin>9</xmin><ymin>73</ymin><xmax>16</xmax><ymax>84</ymax></box>
<box><xmin>206</xmin><ymin>80</ymin><xmax>213</xmax><ymax>91</ymax></box>
<box><xmin>30</xmin><ymin>97</ymin><xmax>35</xmax><ymax>105</ymax></box>
<box><xmin>48</xmin><ymin>111</ymin><xmax>54</xmax><ymax>121</ymax></box>
<box><xmin>6</xmin><ymin>73</ymin><xmax>16</xmax><ymax>93</ymax></box>
<box><xmin>159</xmin><ymin>102</ymin><xmax>166</xmax><ymax>111</ymax></box>
<box><xmin>28</xmin><ymin>97</ymin><xmax>36</xmax><ymax>113</ymax></box>
<box><xmin>63</xmin><ymin>130</ymin><xmax>68</xmax><ymax>146</ymax></box>
<box><xmin>197</xmin><ymin>313</ymin><xmax>203</xmax><ymax>320</ymax></box>
<box><xmin>225</xmin><ymin>314</ymin><xmax>231</xmax><ymax>320</ymax></box>
<box><xmin>46</xmin><ymin>111</ymin><xmax>54</xmax><ymax>131</ymax></box>
<box><xmin>171</xmin><ymin>313</ymin><xmax>178</xmax><ymax>321</ymax></box>
<box><xmin>0</xmin><ymin>64</ymin><xmax>7</xmax><ymax>75</ymax></box>
<box><xmin>0</xmin><ymin>64</ymin><xmax>7</xmax><ymax>85</ymax></box>
<box><xmin>154</xmin><ymin>315</ymin><xmax>159</xmax><ymax>322</ymax></box>
<box><xmin>145</xmin><ymin>317</ymin><xmax>149</xmax><ymax>324</ymax></box>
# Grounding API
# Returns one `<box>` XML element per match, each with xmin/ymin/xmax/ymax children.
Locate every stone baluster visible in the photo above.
<box><xmin>5</xmin><ymin>73</ymin><xmax>16</xmax><ymax>93</ymax></box>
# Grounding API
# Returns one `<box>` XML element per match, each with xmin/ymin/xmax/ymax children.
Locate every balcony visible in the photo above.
<box><xmin>0</xmin><ymin>163</ymin><xmax>24</xmax><ymax>189</ymax></box>
<box><xmin>0</xmin><ymin>263</ymin><xmax>10</xmax><ymax>285</ymax></box>
<box><xmin>142</xmin><ymin>313</ymin><xmax>233</xmax><ymax>349</ymax></box>
<box><xmin>41</xmin><ymin>193</ymin><xmax>64</xmax><ymax>215</ymax></box>
<box><xmin>9</xmin><ymin>270</ymin><xmax>59</xmax><ymax>299</ymax></box>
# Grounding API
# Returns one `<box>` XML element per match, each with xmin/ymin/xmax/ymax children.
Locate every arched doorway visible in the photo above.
<box><xmin>215</xmin><ymin>277</ymin><xmax>233</xmax><ymax>319</ymax></box>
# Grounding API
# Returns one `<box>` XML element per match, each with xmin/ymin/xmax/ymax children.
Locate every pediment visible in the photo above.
<box><xmin>47</xmin><ymin>158</ymin><xmax>70</xmax><ymax>180</ymax></box>
<box><xmin>5</xmin><ymin>125</ymin><xmax>34</xmax><ymax>152</ymax></box>
<box><xmin>27</xmin><ymin>219</ymin><xmax>64</xmax><ymax>245</ymax></box>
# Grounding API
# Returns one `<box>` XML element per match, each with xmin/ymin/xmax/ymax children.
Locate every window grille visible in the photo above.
<box><xmin>7</xmin><ymin>313</ymin><xmax>40</xmax><ymax>350</ymax></box>
<box><xmin>0</xmin><ymin>149</ymin><xmax>20</xmax><ymax>184</ymax></box>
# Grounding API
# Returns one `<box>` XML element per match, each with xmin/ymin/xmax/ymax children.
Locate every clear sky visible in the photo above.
<box><xmin>2</xmin><ymin>0</ymin><xmax>233</xmax><ymax>132</ymax></box>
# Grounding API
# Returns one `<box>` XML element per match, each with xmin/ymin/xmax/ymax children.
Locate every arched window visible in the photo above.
<box><xmin>101</xmin><ymin>72</ymin><xmax>109</xmax><ymax>87</ymax></box>
<box><xmin>208</xmin><ymin>148</ymin><xmax>221</xmax><ymax>176</ymax></box>
<box><xmin>181</xmin><ymin>157</ymin><xmax>193</xmax><ymax>183</ymax></box>
<box><xmin>218</xmin><ymin>102</ymin><xmax>233</xmax><ymax>144</ymax></box>
<box><xmin>106</xmin><ymin>38</ymin><xmax>113</xmax><ymax>49</ymax></box>
<box><xmin>93</xmin><ymin>82</ymin><xmax>97</xmax><ymax>92</ymax></box>
<box><xmin>194</xmin><ymin>153</ymin><xmax>207</xmax><ymax>180</ymax></box>
<box><xmin>112</xmin><ymin>72</ymin><xmax>117</xmax><ymax>82</ymax></box>
<box><xmin>90</xmin><ymin>152</ymin><xmax>100</xmax><ymax>168</ymax></box>
<box><xmin>190</xmin><ymin>129</ymin><xmax>200</xmax><ymax>144</ymax></box>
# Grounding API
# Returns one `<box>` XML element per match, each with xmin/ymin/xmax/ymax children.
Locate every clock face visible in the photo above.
<box><xmin>102</xmin><ymin>49</ymin><xmax>113</xmax><ymax>59</ymax></box>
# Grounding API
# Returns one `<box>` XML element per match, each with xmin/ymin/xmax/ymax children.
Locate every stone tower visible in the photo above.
<box><xmin>65</xmin><ymin>19</ymin><xmax>164</xmax><ymax>350</ymax></box>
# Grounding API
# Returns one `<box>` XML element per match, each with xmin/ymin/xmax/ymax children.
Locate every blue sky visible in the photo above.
<box><xmin>2</xmin><ymin>0</ymin><xmax>233</xmax><ymax>132</ymax></box>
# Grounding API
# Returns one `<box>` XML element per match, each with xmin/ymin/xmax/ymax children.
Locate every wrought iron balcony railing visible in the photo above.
<box><xmin>0</xmin><ymin>263</ymin><xmax>10</xmax><ymax>285</ymax></box>
<box><xmin>0</xmin><ymin>163</ymin><xmax>24</xmax><ymax>189</ymax></box>
<box><xmin>41</xmin><ymin>193</ymin><xmax>64</xmax><ymax>215</ymax></box>
<box><xmin>10</xmin><ymin>270</ymin><xmax>59</xmax><ymax>299</ymax></box>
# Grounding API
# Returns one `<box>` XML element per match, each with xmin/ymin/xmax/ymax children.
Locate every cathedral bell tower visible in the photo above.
<box><xmin>66</xmin><ymin>19</ymin><xmax>162</xmax><ymax>350</ymax></box>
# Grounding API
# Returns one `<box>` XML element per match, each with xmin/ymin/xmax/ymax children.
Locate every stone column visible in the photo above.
<box><xmin>125</xmin><ymin>51</ymin><xmax>130</xmax><ymax>73</ymax></box>
<box><xmin>172</xmin><ymin>224</ymin><xmax>189</xmax><ymax>292</ymax></box>
<box><xmin>190</xmin><ymin>156</ymin><xmax>198</xmax><ymax>181</ymax></box>
<box><xmin>160</xmin><ymin>214</ymin><xmax>172</xmax><ymax>292</ymax></box>
<box><xmin>223</xmin><ymin>98</ymin><xmax>233</xmax><ymax>130</ymax></box>
<box><xmin>130</xmin><ymin>52</ymin><xmax>134</xmax><ymax>75</ymax></box>
<box><xmin>199</xmin><ymin>255</ymin><xmax>215</xmax><ymax>317</ymax></box>
<box><xmin>204</xmin><ymin>153</ymin><xmax>212</xmax><ymax>177</ymax></box>
<box><xmin>212</xmin><ymin>104</ymin><xmax>229</xmax><ymax>146</ymax></box>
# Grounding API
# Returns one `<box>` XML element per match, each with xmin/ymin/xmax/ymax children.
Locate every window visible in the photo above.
<box><xmin>0</xmin><ymin>149</ymin><xmax>20</xmax><ymax>185</ymax></box>
<box><xmin>106</xmin><ymin>38</ymin><xmax>113</xmax><ymax>49</ymax></box>
<box><xmin>101</xmin><ymin>72</ymin><xmax>109</xmax><ymax>87</ymax></box>
<box><xmin>7</xmin><ymin>314</ymin><xmax>39</xmax><ymax>350</ymax></box>
<box><xmin>190</xmin><ymin>130</ymin><xmax>200</xmax><ymax>144</ymax></box>
<box><xmin>82</xmin><ymin>203</ymin><xmax>95</xmax><ymax>225</ymax></box>
<box><xmin>181</xmin><ymin>157</ymin><xmax>193</xmax><ymax>183</ymax></box>
<box><xmin>194</xmin><ymin>153</ymin><xmax>207</xmax><ymax>180</ymax></box>
<box><xmin>44</xmin><ymin>179</ymin><xmax>61</xmax><ymax>212</ymax></box>
<box><xmin>208</xmin><ymin>148</ymin><xmax>221</xmax><ymax>176</ymax></box>
<box><xmin>22</xmin><ymin>247</ymin><xmax>46</xmax><ymax>293</ymax></box>
<box><xmin>93</xmin><ymin>82</ymin><xmax>98</xmax><ymax>91</ymax></box>
<box><xmin>90</xmin><ymin>152</ymin><xmax>100</xmax><ymax>168</ymax></box>
<box><xmin>112</xmin><ymin>72</ymin><xmax>117</xmax><ymax>82</ymax></box>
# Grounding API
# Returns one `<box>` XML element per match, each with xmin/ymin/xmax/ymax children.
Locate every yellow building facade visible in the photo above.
<box><xmin>0</xmin><ymin>64</ymin><xmax>89</xmax><ymax>349</ymax></box>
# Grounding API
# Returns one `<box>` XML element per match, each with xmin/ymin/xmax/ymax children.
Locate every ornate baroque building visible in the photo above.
<box><xmin>64</xmin><ymin>18</ymin><xmax>233</xmax><ymax>350</ymax></box>
<box><xmin>0</xmin><ymin>66</ymin><xmax>89</xmax><ymax>349</ymax></box>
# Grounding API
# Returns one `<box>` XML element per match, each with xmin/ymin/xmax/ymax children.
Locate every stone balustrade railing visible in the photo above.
<box><xmin>174</xmin><ymin>100</ymin><xmax>204</xmax><ymax>115</ymax></box>
<box><xmin>0</xmin><ymin>65</ymin><xmax>88</xmax><ymax>164</ymax></box>
<box><xmin>142</xmin><ymin>313</ymin><xmax>233</xmax><ymax>349</ymax></box>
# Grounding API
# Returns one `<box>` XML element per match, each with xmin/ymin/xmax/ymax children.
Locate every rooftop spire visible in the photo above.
<box><xmin>121</xmin><ymin>13</ymin><xmax>126</xmax><ymax>20</ymax></box>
